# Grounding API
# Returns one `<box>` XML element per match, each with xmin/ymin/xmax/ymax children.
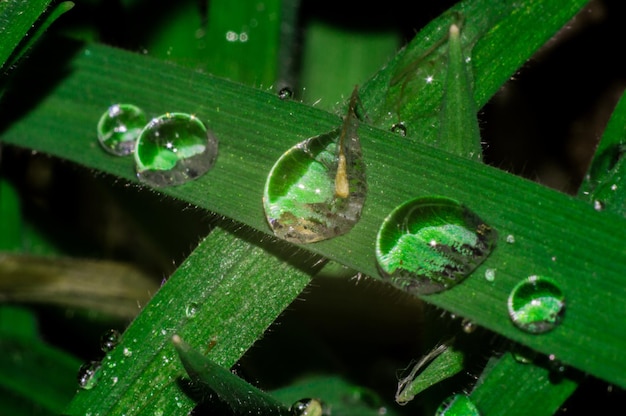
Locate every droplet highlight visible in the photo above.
<box><xmin>376</xmin><ymin>196</ymin><xmax>496</xmax><ymax>295</ymax></box>
<box><xmin>97</xmin><ymin>104</ymin><xmax>147</xmax><ymax>155</ymax></box>
<box><xmin>435</xmin><ymin>394</ymin><xmax>480</xmax><ymax>416</ymax></box>
<box><xmin>263</xmin><ymin>87</ymin><xmax>366</xmax><ymax>243</ymax></box>
<box><xmin>77</xmin><ymin>360</ymin><xmax>102</xmax><ymax>390</ymax></box>
<box><xmin>134</xmin><ymin>113</ymin><xmax>218</xmax><ymax>187</ymax></box>
<box><xmin>508</xmin><ymin>275</ymin><xmax>565</xmax><ymax>334</ymax></box>
<box><xmin>100</xmin><ymin>329</ymin><xmax>122</xmax><ymax>353</ymax></box>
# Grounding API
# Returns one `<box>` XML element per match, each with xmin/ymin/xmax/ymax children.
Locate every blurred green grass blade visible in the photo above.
<box><xmin>300</xmin><ymin>19</ymin><xmax>400</xmax><ymax>110</ymax></box>
<box><xmin>0</xmin><ymin>305</ymin><xmax>81</xmax><ymax>414</ymax></box>
<box><xmin>2</xmin><ymin>40</ymin><xmax>626</xmax><ymax>389</ymax></box>
<box><xmin>0</xmin><ymin>0</ymin><xmax>73</xmax><ymax>73</ymax></box>
<box><xmin>0</xmin><ymin>253</ymin><xmax>158</xmax><ymax>320</ymax></box>
<box><xmin>577</xmin><ymin>90</ymin><xmax>626</xmax><ymax>215</ymax></box>
<box><xmin>359</xmin><ymin>0</ymin><xmax>588</xmax><ymax>141</ymax></box>
<box><xmin>173</xmin><ymin>335</ymin><xmax>291</xmax><ymax>415</ymax></box>
<box><xmin>270</xmin><ymin>375</ymin><xmax>403</xmax><ymax>416</ymax></box>
<box><xmin>0</xmin><ymin>178</ymin><xmax>22</xmax><ymax>251</ymax></box>
<box><xmin>64</xmin><ymin>226</ymin><xmax>323</xmax><ymax>415</ymax></box>
<box><xmin>471</xmin><ymin>352</ymin><xmax>578</xmax><ymax>415</ymax></box>
<box><xmin>202</xmin><ymin>0</ymin><xmax>282</xmax><ymax>86</ymax></box>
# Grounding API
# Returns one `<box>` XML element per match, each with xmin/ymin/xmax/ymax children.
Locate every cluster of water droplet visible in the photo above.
<box><xmin>77</xmin><ymin>329</ymin><xmax>123</xmax><ymax>390</ymax></box>
<box><xmin>96</xmin><ymin>105</ymin><xmax>218</xmax><ymax>187</ymax></box>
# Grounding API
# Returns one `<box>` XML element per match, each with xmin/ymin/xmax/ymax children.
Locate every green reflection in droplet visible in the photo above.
<box><xmin>508</xmin><ymin>275</ymin><xmax>565</xmax><ymax>334</ymax></box>
<box><xmin>134</xmin><ymin>113</ymin><xmax>218</xmax><ymax>187</ymax></box>
<box><xmin>97</xmin><ymin>104</ymin><xmax>147</xmax><ymax>156</ymax></box>
<box><xmin>435</xmin><ymin>394</ymin><xmax>480</xmax><ymax>416</ymax></box>
<box><xmin>289</xmin><ymin>398</ymin><xmax>326</xmax><ymax>416</ymax></box>
<box><xmin>376</xmin><ymin>196</ymin><xmax>496</xmax><ymax>295</ymax></box>
<box><xmin>77</xmin><ymin>360</ymin><xmax>102</xmax><ymax>390</ymax></box>
<box><xmin>263</xmin><ymin>88</ymin><xmax>366</xmax><ymax>243</ymax></box>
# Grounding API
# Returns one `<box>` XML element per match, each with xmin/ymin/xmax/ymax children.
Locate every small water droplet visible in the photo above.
<box><xmin>289</xmin><ymin>398</ymin><xmax>326</xmax><ymax>416</ymax></box>
<box><xmin>391</xmin><ymin>122</ymin><xmax>407</xmax><ymax>137</ymax></box>
<box><xmin>375</xmin><ymin>196</ymin><xmax>497</xmax><ymax>295</ymax></box>
<box><xmin>594</xmin><ymin>200</ymin><xmax>605</xmax><ymax>211</ymax></box>
<box><xmin>508</xmin><ymin>275</ymin><xmax>565</xmax><ymax>334</ymax></box>
<box><xmin>435</xmin><ymin>394</ymin><xmax>480</xmax><ymax>415</ymax></box>
<box><xmin>185</xmin><ymin>302</ymin><xmax>199</xmax><ymax>318</ymax></box>
<box><xmin>134</xmin><ymin>113</ymin><xmax>218</xmax><ymax>187</ymax></box>
<box><xmin>97</xmin><ymin>104</ymin><xmax>147</xmax><ymax>156</ymax></box>
<box><xmin>484</xmin><ymin>268</ymin><xmax>496</xmax><ymax>282</ymax></box>
<box><xmin>506</xmin><ymin>234</ymin><xmax>515</xmax><ymax>244</ymax></box>
<box><xmin>461</xmin><ymin>318</ymin><xmax>476</xmax><ymax>333</ymax></box>
<box><xmin>77</xmin><ymin>360</ymin><xmax>102</xmax><ymax>390</ymax></box>
<box><xmin>100</xmin><ymin>329</ymin><xmax>122</xmax><ymax>353</ymax></box>
<box><xmin>123</xmin><ymin>347</ymin><xmax>132</xmax><ymax>357</ymax></box>
<box><xmin>278</xmin><ymin>86</ymin><xmax>293</xmax><ymax>100</ymax></box>
<box><xmin>263</xmin><ymin>87</ymin><xmax>366</xmax><ymax>243</ymax></box>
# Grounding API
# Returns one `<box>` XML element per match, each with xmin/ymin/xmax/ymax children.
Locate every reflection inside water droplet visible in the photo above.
<box><xmin>100</xmin><ymin>329</ymin><xmax>122</xmax><ymax>353</ymax></box>
<box><xmin>376</xmin><ymin>196</ymin><xmax>497</xmax><ymax>295</ymax></box>
<box><xmin>77</xmin><ymin>360</ymin><xmax>102</xmax><ymax>390</ymax></box>
<box><xmin>97</xmin><ymin>104</ymin><xmax>147</xmax><ymax>155</ymax></box>
<box><xmin>436</xmin><ymin>394</ymin><xmax>480</xmax><ymax>415</ymax></box>
<box><xmin>278</xmin><ymin>86</ymin><xmax>293</xmax><ymax>100</ymax></box>
<box><xmin>134</xmin><ymin>113</ymin><xmax>218</xmax><ymax>187</ymax></box>
<box><xmin>508</xmin><ymin>275</ymin><xmax>565</xmax><ymax>334</ymax></box>
<box><xmin>263</xmin><ymin>87</ymin><xmax>366</xmax><ymax>243</ymax></box>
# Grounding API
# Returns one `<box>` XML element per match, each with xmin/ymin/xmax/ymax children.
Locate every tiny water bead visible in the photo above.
<box><xmin>77</xmin><ymin>360</ymin><xmax>102</xmax><ymax>390</ymax></box>
<box><xmin>289</xmin><ymin>398</ymin><xmax>327</xmax><ymax>416</ymax></box>
<box><xmin>278</xmin><ymin>86</ymin><xmax>294</xmax><ymax>100</ymax></box>
<box><xmin>100</xmin><ymin>329</ymin><xmax>122</xmax><ymax>353</ymax></box>
<box><xmin>507</xmin><ymin>275</ymin><xmax>565</xmax><ymax>334</ymax></box>
<box><xmin>134</xmin><ymin>113</ymin><xmax>218</xmax><ymax>187</ymax></box>
<box><xmin>390</xmin><ymin>122</ymin><xmax>407</xmax><ymax>137</ymax></box>
<box><xmin>435</xmin><ymin>394</ymin><xmax>480</xmax><ymax>416</ymax></box>
<box><xmin>185</xmin><ymin>302</ymin><xmax>199</xmax><ymax>318</ymax></box>
<box><xmin>97</xmin><ymin>104</ymin><xmax>147</xmax><ymax>156</ymax></box>
<box><xmin>375</xmin><ymin>196</ymin><xmax>496</xmax><ymax>295</ymax></box>
<box><xmin>263</xmin><ymin>87</ymin><xmax>366</xmax><ymax>243</ymax></box>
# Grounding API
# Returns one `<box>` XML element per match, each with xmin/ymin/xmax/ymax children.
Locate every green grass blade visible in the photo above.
<box><xmin>471</xmin><ymin>352</ymin><xmax>578</xmax><ymax>415</ymax></box>
<box><xmin>172</xmin><ymin>335</ymin><xmax>291</xmax><ymax>415</ymax></box>
<box><xmin>0</xmin><ymin>305</ymin><xmax>81</xmax><ymax>414</ymax></box>
<box><xmin>0</xmin><ymin>178</ymin><xmax>21</xmax><ymax>251</ymax></box>
<box><xmin>64</xmin><ymin>225</ymin><xmax>322</xmax><ymax>415</ymax></box>
<box><xmin>2</xmin><ymin>40</ymin><xmax>626</xmax><ymax>390</ymax></box>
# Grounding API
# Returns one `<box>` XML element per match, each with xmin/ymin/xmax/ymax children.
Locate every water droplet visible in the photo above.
<box><xmin>77</xmin><ymin>360</ymin><xmax>102</xmax><ymax>390</ymax></box>
<box><xmin>391</xmin><ymin>122</ymin><xmax>407</xmax><ymax>137</ymax></box>
<box><xmin>263</xmin><ymin>87</ymin><xmax>366</xmax><ymax>243</ymax></box>
<box><xmin>506</xmin><ymin>234</ymin><xmax>515</xmax><ymax>244</ymax></box>
<box><xmin>97</xmin><ymin>104</ymin><xmax>147</xmax><ymax>155</ymax></box>
<box><xmin>594</xmin><ymin>200</ymin><xmax>605</xmax><ymax>211</ymax></box>
<box><xmin>185</xmin><ymin>302</ymin><xmax>199</xmax><ymax>318</ymax></box>
<box><xmin>134</xmin><ymin>113</ymin><xmax>218</xmax><ymax>187</ymax></box>
<box><xmin>289</xmin><ymin>398</ymin><xmax>326</xmax><ymax>416</ymax></box>
<box><xmin>278</xmin><ymin>86</ymin><xmax>293</xmax><ymax>100</ymax></box>
<box><xmin>461</xmin><ymin>318</ymin><xmax>476</xmax><ymax>333</ymax></box>
<box><xmin>484</xmin><ymin>268</ymin><xmax>496</xmax><ymax>282</ymax></box>
<box><xmin>100</xmin><ymin>329</ymin><xmax>122</xmax><ymax>353</ymax></box>
<box><xmin>123</xmin><ymin>347</ymin><xmax>132</xmax><ymax>357</ymax></box>
<box><xmin>375</xmin><ymin>196</ymin><xmax>497</xmax><ymax>295</ymax></box>
<box><xmin>508</xmin><ymin>275</ymin><xmax>565</xmax><ymax>334</ymax></box>
<box><xmin>435</xmin><ymin>394</ymin><xmax>480</xmax><ymax>415</ymax></box>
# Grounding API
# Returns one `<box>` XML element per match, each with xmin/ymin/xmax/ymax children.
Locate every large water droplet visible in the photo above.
<box><xmin>77</xmin><ymin>360</ymin><xmax>102</xmax><ymax>390</ymax></box>
<box><xmin>100</xmin><ymin>329</ymin><xmax>122</xmax><ymax>353</ymax></box>
<box><xmin>263</xmin><ymin>88</ymin><xmax>366</xmax><ymax>243</ymax></box>
<box><xmin>507</xmin><ymin>275</ymin><xmax>565</xmax><ymax>334</ymax></box>
<box><xmin>97</xmin><ymin>104</ymin><xmax>147</xmax><ymax>155</ymax></box>
<box><xmin>435</xmin><ymin>394</ymin><xmax>480</xmax><ymax>415</ymax></box>
<box><xmin>289</xmin><ymin>398</ymin><xmax>326</xmax><ymax>416</ymax></box>
<box><xmin>376</xmin><ymin>196</ymin><xmax>496</xmax><ymax>294</ymax></box>
<box><xmin>134</xmin><ymin>113</ymin><xmax>218</xmax><ymax>187</ymax></box>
